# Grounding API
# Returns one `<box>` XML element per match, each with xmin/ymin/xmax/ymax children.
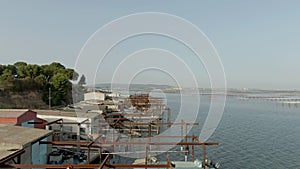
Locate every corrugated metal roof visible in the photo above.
<box><xmin>0</xmin><ymin>109</ymin><xmax>29</xmax><ymax>118</ymax></box>
<box><xmin>0</xmin><ymin>143</ymin><xmax>22</xmax><ymax>163</ymax></box>
<box><xmin>0</xmin><ymin>124</ymin><xmax>52</xmax><ymax>146</ymax></box>
<box><xmin>34</xmin><ymin>109</ymin><xmax>77</xmax><ymax>117</ymax></box>
<box><xmin>0</xmin><ymin>125</ymin><xmax>52</xmax><ymax>163</ymax></box>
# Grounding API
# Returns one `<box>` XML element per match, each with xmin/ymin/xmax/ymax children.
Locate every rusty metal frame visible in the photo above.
<box><xmin>3</xmin><ymin>137</ymin><xmax>217</xmax><ymax>169</ymax></box>
<box><xmin>0</xmin><ymin>149</ymin><xmax>25</xmax><ymax>164</ymax></box>
<box><xmin>4</xmin><ymin>163</ymin><xmax>173</xmax><ymax>168</ymax></box>
<box><xmin>3</xmin><ymin>154</ymin><xmax>173</xmax><ymax>169</ymax></box>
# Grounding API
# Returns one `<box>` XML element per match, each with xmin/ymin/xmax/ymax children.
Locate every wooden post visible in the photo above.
<box><xmin>167</xmin><ymin>108</ymin><xmax>171</xmax><ymax>127</ymax></box>
<box><xmin>112</xmin><ymin>127</ymin><xmax>115</xmax><ymax>152</ymax></box>
<box><xmin>60</xmin><ymin>119</ymin><xmax>63</xmax><ymax>141</ymax></box>
<box><xmin>148</xmin><ymin>124</ymin><xmax>152</xmax><ymax>137</ymax></box>
<box><xmin>99</xmin><ymin>147</ymin><xmax>102</xmax><ymax>164</ymax></box>
<box><xmin>192</xmin><ymin>135</ymin><xmax>195</xmax><ymax>161</ymax></box>
<box><xmin>130</xmin><ymin>121</ymin><xmax>132</xmax><ymax>136</ymax></box>
<box><xmin>77</xmin><ymin>123</ymin><xmax>80</xmax><ymax>151</ymax></box>
<box><xmin>185</xmin><ymin>121</ymin><xmax>188</xmax><ymax>154</ymax></box>
<box><xmin>87</xmin><ymin>146</ymin><xmax>90</xmax><ymax>164</ymax></box>
<box><xmin>145</xmin><ymin>143</ymin><xmax>149</xmax><ymax>169</ymax></box>
<box><xmin>157</xmin><ymin>118</ymin><xmax>160</xmax><ymax>135</ymax></box>
<box><xmin>181</xmin><ymin>119</ymin><xmax>183</xmax><ymax>139</ymax></box>
<box><xmin>87</xmin><ymin>142</ymin><xmax>94</xmax><ymax>164</ymax></box>
<box><xmin>202</xmin><ymin>144</ymin><xmax>206</xmax><ymax>168</ymax></box>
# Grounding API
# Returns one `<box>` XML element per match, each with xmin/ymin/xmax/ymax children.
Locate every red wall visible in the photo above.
<box><xmin>17</xmin><ymin>110</ymin><xmax>36</xmax><ymax>125</ymax></box>
<box><xmin>17</xmin><ymin>110</ymin><xmax>47</xmax><ymax>129</ymax></box>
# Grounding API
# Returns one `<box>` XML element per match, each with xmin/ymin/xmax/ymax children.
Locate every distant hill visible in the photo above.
<box><xmin>94</xmin><ymin>83</ymin><xmax>174</xmax><ymax>90</ymax></box>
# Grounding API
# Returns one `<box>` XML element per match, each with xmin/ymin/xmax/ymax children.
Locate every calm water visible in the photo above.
<box><xmin>161</xmin><ymin>93</ymin><xmax>300</xmax><ymax>169</ymax></box>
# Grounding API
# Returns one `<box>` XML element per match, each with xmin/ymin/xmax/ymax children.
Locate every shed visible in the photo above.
<box><xmin>0</xmin><ymin>124</ymin><xmax>52</xmax><ymax>165</ymax></box>
<box><xmin>0</xmin><ymin>109</ymin><xmax>47</xmax><ymax>129</ymax></box>
<box><xmin>84</xmin><ymin>91</ymin><xmax>106</xmax><ymax>101</ymax></box>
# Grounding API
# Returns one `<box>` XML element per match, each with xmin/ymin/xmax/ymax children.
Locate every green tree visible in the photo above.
<box><xmin>1</xmin><ymin>61</ymin><xmax>80</xmax><ymax>107</ymax></box>
<box><xmin>14</xmin><ymin>62</ymin><xmax>28</xmax><ymax>79</ymax></box>
<box><xmin>34</xmin><ymin>74</ymin><xmax>46</xmax><ymax>86</ymax></box>
<box><xmin>14</xmin><ymin>61</ymin><xmax>27</xmax><ymax>68</ymax></box>
<box><xmin>25</xmin><ymin>64</ymin><xmax>41</xmax><ymax>79</ymax></box>
<box><xmin>41</xmin><ymin>65</ymin><xmax>53</xmax><ymax>82</ymax></box>
<box><xmin>50</xmin><ymin>73</ymin><xmax>71</xmax><ymax>106</ymax></box>
<box><xmin>49</xmin><ymin>62</ymin><xmax>65</xmax><ymax>73</ymax></box>
<box><xmin>17</xmin><ymin>66</ymin><xmax>27</xmax><ymax>78</ymax></box>
<box><xmin>51</xmin><ymin>73</ymin><xmax>69</xmax><ymax>92</ymax></box>
<box><xmin>41</xmin><ymin>62</ymin><xmax>69</xmax><ymax>82</ymax></box>
<box><xmin>61</xmin><ymin>68</ymin><xmax>79</xmax><ymax>81</ymax></box>
<box><xmin>0</xmin><ymin>69</ymin><xmax>13</xmax><ymax>81</ymax></box>
<box><xmin>7</xmin><ymin>65</ymin><xmax>17</xmax><ymax>75</ymax></box>
<box><xmin>0</xmin><ymin>65</ymin><xmax>6</xmax><ymax>76</ymax></box>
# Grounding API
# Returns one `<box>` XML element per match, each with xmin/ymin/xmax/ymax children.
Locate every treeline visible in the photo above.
<box><xmin>0</xmin><ymin>62</ymin><xmax>86</xmax><ymax>107</ymax></box>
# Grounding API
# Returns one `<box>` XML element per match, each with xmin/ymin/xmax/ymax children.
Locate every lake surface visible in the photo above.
<box><xmin>159</xmin><ymin>93</ymin><xmax>300</xmax><ymax>169</ymax></box>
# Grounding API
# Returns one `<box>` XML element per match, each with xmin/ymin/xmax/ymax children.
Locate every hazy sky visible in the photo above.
<box><xmin>1</xmin><ymin>1</ymin><xmax>300</xmax><ymax>89</ymax></box>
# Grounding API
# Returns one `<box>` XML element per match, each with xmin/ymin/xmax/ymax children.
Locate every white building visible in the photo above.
<box><xmin>107</xmin><ymin>92</ymin><xmax>120</xmax><ymax>98</ymax></box>
<box><xmin>84</xmin><ymin>91</ymin><xmax>106</xmax><ymax>101</ymax></box>
<box><xmin>35</xmin><ymin>110</ymin><xmax>100</xmax><ymax>140</ymax></box>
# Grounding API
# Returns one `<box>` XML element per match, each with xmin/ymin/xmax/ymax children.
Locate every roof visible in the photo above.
<box><xmin>34</xmin><ymin>109</ymin><xmax>99</xmax><ymax>123</ymax></box>
<box><xmin>0</xmin><ymin>143</ymin><xmax>23</xmax><ymax>164</ymax></box>
<box><xmin>84</xmin><ymin>90</ymin><xmax>112</xmax><ymax>95</ymax></box>
<box><xmin>0</xmin><ymin>109</ymin><xmax>30</xmax><ymax>118</ymax></box>
<box><xmin>0</xmin><ymin>124</ymin><xmax>52</xmax><ymax>146</ymax></box>
<box><xmin>34</xmin><ymin>110</ymin><xmax>77</xmax><ymax>117</ymax></box>
<box><xmin>0</xmin><ymin>125</ymin><xmax>52</xmax><ymax>164</ymax></box>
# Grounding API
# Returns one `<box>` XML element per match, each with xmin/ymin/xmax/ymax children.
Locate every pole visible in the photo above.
<box><xmin>157</xmin><ymin>118</ymin><xmax>160</xmax><ymax>135</ymax></box>
<box><xmin>49</xmin><ymin>87</ymin><xmax>51</xmax><ymax>110</ymax></box>
<box><xmin>77</xmin><ymin>124</ymin><xmax>80</xmax><ymax>151</ymax></box>
<box><xmin>167</xmin><ymin>108</ymin><xmax>171</xmax><ymax>127</ymax></box>
<box><xmin>192</xmin><ymin>135</ymin><xmax>195</xmax><ymax>161</ymax></box>
<box><xmin>145</xmin><ymin>143</ymin><xmax>149</xmax><ymax>169</ymax></box>
<box><xmin>202</xmin><ymin>144</ymin><xmax>206</xmax><ymax>168</ymax></box>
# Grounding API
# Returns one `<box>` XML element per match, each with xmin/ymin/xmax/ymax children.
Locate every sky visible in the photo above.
<box><xmin>1</xmin><ymin>0</ymin><xmax>300</xmax><ymax>89</ymax></box>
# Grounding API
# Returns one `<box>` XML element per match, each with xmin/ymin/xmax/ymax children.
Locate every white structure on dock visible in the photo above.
<box><xmin>35</xmin><ymin>110</ymin><xmax>100</xmax><ymax>140</ymax></box>
<box><xmin>84</xmin><ymin>91</ymin><xmax>106</xmax><ymax>101</ymax></box>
